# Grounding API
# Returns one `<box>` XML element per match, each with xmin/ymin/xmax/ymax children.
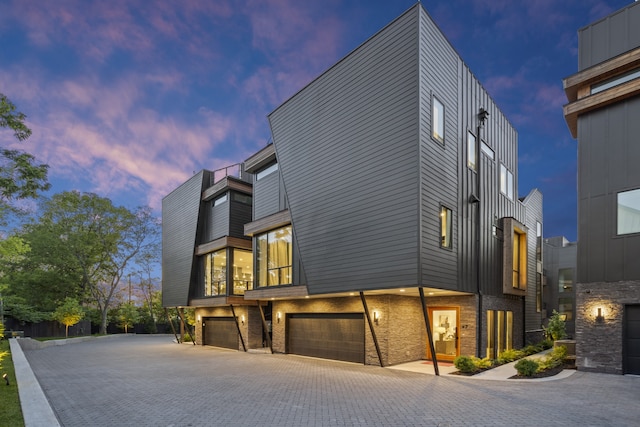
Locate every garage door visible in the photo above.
<box><xmin>203</xmin><ymin>317</ymin><xmax>238</xmax><ymax>350</ymax></box>
<box><xmin>287</xmin><ymin>313</ymin><xmax>365</xmax><ymax>363</ymax></box>
<box><xmin>624</xmin><ymin>305</ymin><xmax>640</xmax><ymax>374</ymax></box>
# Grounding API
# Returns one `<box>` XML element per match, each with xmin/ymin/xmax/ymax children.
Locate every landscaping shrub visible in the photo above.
<box><xmin>475</xmin><ymin>357</ymin><xmax>493</xmax><ymax>369</ymax></box>
<box><xmin>514</xmin><ymin>358</ymin><xmax>539</xmax><ymax>376</ymax></box>
<box><xmin>543</xmin><ymin>310</ymin><xmax>567</xmax><ymax>342</ymax></box>
<box><xmin>498</xmin><ymin>348</ymin><xmax>523</xmax><ymax>363</ymax></box>
<box><xmin>454</xmin><ymin>355</ymin><xmax>478</xmax><ymax>373</ymax></box>
<box><xmin>539</xmin><ymin>345</ymin><xmax>567</xmax><ymax>371</ymax></box>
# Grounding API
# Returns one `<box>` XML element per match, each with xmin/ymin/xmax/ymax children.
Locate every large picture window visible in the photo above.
<box><xmin>204</xmin><ymin>249</ymin><xmax>226</xmax><ymax>296</ymax></box>
<box><xmin>257</xmin><ymin>226</ymin><xmax>292</xmax><ymax>287</ymax></box>
<box><xmin>617</xmin><ymin>188</ymin><xmax>640</xmax><ymax>235</ymax></box>
<box><xmin>432</xmin><ymin>96</ymin><xmax>444</xmax><ymax>143</ymax></box>
<box><xmin>232</xmin><ymin>249</ymin><xmax>253</xmax><ymax>295</ymax></box>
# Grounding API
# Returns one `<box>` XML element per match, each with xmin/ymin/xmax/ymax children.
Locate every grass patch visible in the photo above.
<box><xmin>0</xmin><ymin>340</ymin><xmax>25</xmax><ymax>426</ymax></box>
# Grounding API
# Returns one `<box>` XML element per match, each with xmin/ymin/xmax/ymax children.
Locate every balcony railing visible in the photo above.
<box><xmin>210</xmin><ymin>163</ymin><xmax>253</xmax><ymax>185</ymax></box>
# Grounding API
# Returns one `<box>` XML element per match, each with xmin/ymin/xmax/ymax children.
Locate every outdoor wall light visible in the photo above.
<box><xmin>241</xmin><ymin>315</ymin><xmax>245</xmax><ymax>325</ymax></box>
<box><xmin>596</xmin><ymin>307</ymin><xmax>605</xmax><ymax>323</ymax></box>
<box><xmin>373</xmin><ymin>310</ymin><xmax>380</xmax><ymax>325</ymax></box>
<box><xmin>277</xmin><ymin>312</ymin><xmax>281</xmax><ymax>323</ymax></box>
<box><xmin>197</xmin><ymin>314</ymin><xmax>201</xmax><ymax>322</ymax></box>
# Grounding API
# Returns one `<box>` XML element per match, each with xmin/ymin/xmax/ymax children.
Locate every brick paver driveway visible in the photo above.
<box><xmin>24</xmin><ymin>335</ymin><xmax>640</xmax><ymax>426</ymax></box>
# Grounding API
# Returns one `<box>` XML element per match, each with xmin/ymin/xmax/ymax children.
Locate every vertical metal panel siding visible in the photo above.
<box><xmin>269</xmin><ymin>7</ymin><xmax>421</xmax><ymax>293</ymax></box>
<box><xmin>578</xmin><ymin>2</ymin><xmax>640</xmax><ymax>70</ymax></box>
<box><xmin>162</xmin><ymin>171</ymin><xmax>206</xmax><ymax>307</ymax></box>
<box><xmin>230</xmin><ymin>201</ymin><xmax>253</xmax><ymax>239</ymax></box>
<box><xmin>578</xmin><ymin>97</ymin><xmax>640</xmax><ymax>283</ymax></box>
<box><xmin>522</xmin><ymin>190</ymin><xmax>544</xmax><ymax>331</ymax></box>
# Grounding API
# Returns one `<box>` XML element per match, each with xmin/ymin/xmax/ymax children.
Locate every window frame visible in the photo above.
<box><xmin>432</xmin><ymin>95</ymin><xmax>445</xmax><ymax>144</ymax></box>
<box><xmin>256</xmin><ymin>225</ymin><xmax>293</xmax><ymax>287</ymax></box>
<box><xmin>500</xmin><ymin>163</ymin><xmax>514</xmax><ymax>200</ymax></box>
<box><xmin>467</xmin><ymin>131</ymin><xmax>477</xmax><ymax>171</ymax></box>
<box><xmin>439</xmin><ymin>205</ymin><xmax>453</xmax><ymax>249</ymax></box>
<box><xmin>213</xmin><ymin>193</ymin><xmax>228</xmax><ymax>207</ymax></box>
<box><xmin>617</xmin><ymin>188</ymin><xmax>640</xmax><ymax>235</ymax></box>
<box><xmin>256</xmin><ymin>162</ymin><xmax>278</xmax><ymax>181</ymax></box>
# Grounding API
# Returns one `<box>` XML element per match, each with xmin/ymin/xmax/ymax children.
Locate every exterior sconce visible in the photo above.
<box><xmin>373</xmin><ymin>310</ymin><xmax>380</xmax><ymax>325</ymax></box>
<box><xmin>596</xmin><ymin>307</ymin><xmax>604</xmax><ymax>323</ymax></box>
<box><xmin>197</xmin><ymin>314</ymin><xmax>201</xmax><ymax>322</ymax></box>
<box><xmin>277</xmin><ymin>312</ymin><xmax>281</xmax><ymax>323</ymax></box>
<box><xmin>241</xmin><ymin>315</ymin><xmax>245</xmax><ymax>325</ymax></box>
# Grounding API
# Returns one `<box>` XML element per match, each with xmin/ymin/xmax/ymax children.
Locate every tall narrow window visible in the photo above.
<box><xmin>432</xmin><ymin>97</ymin><xmax>444</xmax><ymax>143</ymax></box>
<box><xmin>467</xmin><ymin>132</ymin><xmax>477</xmax><ymax>170</ymax></box>
<box><xmin>232</xmin><ymin>249</ymin><xmax>253</xmax><ymax>295</ymax></box>
<box><xmin>204</xmin><ymin>249</ymin><xmax>226</xmax><ymax>296</ymax></box>
<box><xmin>536</xmin><ymin>221</ymin><xmax>542</xmax><ymax>312</ymax></box>
<box><xmin>440</xmin><ymin>205</ymin><xmax>452</xmax><ymax>248</ymax></box>
<box><xmin>486</xmin><ymin>310</ymin><xmax>495</xmax><ymax>359</ymax></box>
<box><xmin>256</xmin><ymin>226</ymin><xmax>292</xmax><ymax>287</ymax></box>
<box><xmin>500</xmin><ymin>164</ymin><xmax>514</xmax><ymax>200</ymax></box>
<box><xmin>617</xmin><ymin>188</ymin><xmax>640</xmax><ymax>235</ymax></box>
<box><xmin>503</xmin><ymin>218</ymin><xmax>527</xmax><ymax>295</ymax></box>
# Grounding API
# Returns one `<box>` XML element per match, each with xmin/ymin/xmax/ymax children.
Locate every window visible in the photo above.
<box><xmin>502</xmin><ymin>218</ymin><xmax>527</xmax><ymax>295</ymax></box>
<box><xmin>213</xmin><ymin>194</ymin><xmax>228</xmax><ymax>207</ymax></box>
<box><xmin>231</xmin><ymin>192</ymin><xmax>252</xmax><ymax>205</ymax></box>
<box><xmin>487</xmin><ymin>310</ymin><xmax>513</xmax><ymax>359</ymax></box>
<box><xmin>440</xmin><ymin>206</ymin><xmax>452</xmax><ymax>248</ymax></box>
<box><xmin>591</xmin><ymin>67</ymin><xmax>640</xmax><ymax>94</ymax></box>
<box><xmin>500</xmin><ymin>164</ymin><xmax>514</xmax><ymax>200</ymax></box>
<box><xmin>481</xmin><ymin>141</ymin><xmax>494</xmax><ymax>160</ymax></box>
<box><xmin>558</xmin><ymin>297</ymin><xmax>574</xmax><ymax>321</ymax></box>
<box><xmin>256</xmin><ymin>226</ymin><xmax>292</xmax><ymax>287</ymax></box>
<box><xmin>204</xmin><ymin>249</ymin><xmax>226</xmax><ymax>296</ymax></box>
<box><xmin>232</xmin><ymin>249</ymin><xmax>253</xmax><ymax>295</ymax></box>
<box><xmin>536</xmin><ymin>221</ymin><xmax>542</xmax><ymax>312</ymax></box>
<box><xmin>432</xmin><ymin>96</ymin><xmax>444</xmax><ymax>143</ymax></box>
<box><xmin>558</xmin><ymin>268</ymin><xmax>573</xmax><ymax>293</ymax></box>
<box><xmin>617</xmin><ymin>188</ymin><xmax>640</xmax><ymax>235</ymax></box>
<box><xmin>256</xmin><ymin>163</ymin><xmax>278</xmax><ymax>180</ymax></box>
<box><xmin>467</xmin><ymin>132</ymin><xmax>477</xmax><ymax>170</ymax></box>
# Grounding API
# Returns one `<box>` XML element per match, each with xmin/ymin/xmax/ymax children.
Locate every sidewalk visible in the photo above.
<box><xmin>387</xmin><ymin>350</ymin><xmax>577</xmax><ymax>381</ymax></box>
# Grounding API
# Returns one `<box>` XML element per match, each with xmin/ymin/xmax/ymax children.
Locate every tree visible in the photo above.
<box><xmin>28</xmin><ymin>191</ymin><xmax>159</xmax><ymax>334</ymax></box>
<box><xmin>52</xmin><ymin>297</ymin><xmax>84</xmax><ymax>338</ymax></box>
<box><xmin>543</xmin><ymin>310</ymin><xmax>567</xmax><ymax>341</ymax></box>
<box><xmin>117</xmin><ymin>302</ymin><xmax>140</xmax><ymax>333</ymax></box>
<box><xmin>0</xmin><ymin>93</ymin><xmax>50</xmax><ymax>223</ymax></box>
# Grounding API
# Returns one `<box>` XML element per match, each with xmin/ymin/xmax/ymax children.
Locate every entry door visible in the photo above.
<box><xmin>624</xmin><ymin>305</ymin><xmax>640</xmax><ymax>374</ymax></box>
<box><xmin>427</xmin><ymin>307</ymin><xmax>460</xmax><ymax>362</ymax></box>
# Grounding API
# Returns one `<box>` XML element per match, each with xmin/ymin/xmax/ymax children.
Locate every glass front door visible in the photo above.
<box><xmin>427</xmin><ymin>307</ymin><xmax>460</xmax><ymax>362</ymax></box>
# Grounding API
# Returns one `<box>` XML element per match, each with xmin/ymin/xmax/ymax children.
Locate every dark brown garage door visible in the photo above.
<box><xmin>203</xmin><ymin>317</ymin><xmax>238</xmax><ymax>350</ymax></box>
<box><xmin>287</xmin><ymin>313</ymin><xmax>365</xmax><ymax>363</ymax></box>
<box><xmin>624</xmin><ymin>305</ymin><xmax>640</xmax><ymax>374</ymax></box>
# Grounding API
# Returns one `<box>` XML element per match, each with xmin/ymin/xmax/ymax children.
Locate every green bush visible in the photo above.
<box><xmin>540</xmin><ymin>338</ymin><xmax>554</xmax><ymax>350</ymax></box>
<box><xmin>454</xmin><ymin>355</ymin><xmax>478</xmax><ymax>373</ymax></box>
<box><xmin>543</xmin><ymin>310</ymin><xmax>567</xmax><ymax>342</ymax></box>
<box><xmin>498</xmin><ymin>348</ymin><xmax>524</xmax><ymax>363</ymax></box>
<box><xmin>476</xmin><ymin>357</ymin><xmax>493</xmax><ymax>369</ymax></box>
<box><xmin>514</xmin><ymin>358</ymin><xmax>539</xmax><ymax>376</ymax></box>
<box><xmin>539</xmin><ymin>345</ymin><xmax>567</xmax><ymax>370</ymax></box>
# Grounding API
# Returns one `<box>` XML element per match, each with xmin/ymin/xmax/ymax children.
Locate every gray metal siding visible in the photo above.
<box><xmin>253</xmin><ymin>171</ymin><xmax>282</xmax><ymax>219</ymax></box>
<box><xmin>578</xmin><ymin>96</ymin><xmax>640</xmax><ymax>282</ymax></box>
<box><xmin>522</xmin><ymin>190</ymin><xmax>544</xmax><ymax>331</ymax></box>
<box><xmin>269</xmin><ymin>6</ymin><xmax>421</xmax><ymax>294</ymax></box>
<box><xmin>209</xmin><ymin>200</ymin><xmax>230</xmax><ymax>241</ymax></box>
<box><xmin>578</xmin><ymin>2</ymin><xmax>640</xmax><ymax>70</ymax></box>
<box><xmin>162</xmin><ymin>171</ymin><xmax>207</xmax><ymax>307</ymax></box>
<box><xmin>230</xmin><ymin>200</ymin><xmax>253</xmax><ymax>238</ymax></box>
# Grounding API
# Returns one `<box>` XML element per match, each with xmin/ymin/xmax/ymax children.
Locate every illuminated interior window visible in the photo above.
<box><xmin>512</xmin><ymin>229</ymin><xmax>527</xmax><ymax>290</ymax></box>
<box><xmin>500</xmin><ymin>164</ymin><xmax>514</xmax><ymax>200</ymax></box>
<box><xmin>432</xmin><ymin>96</ymin><xmax>444</xmax><ymax>143</ymax></box>
<box><xmin>257</xmin><ymin>226</ymin><xmax>292</xmax><ymax>287</ymax></box>
<box><xmin>204</xmin><ymin>249</ymin><xmax>226</xmax><ymax>296</ymax></box>
<box><xmin>232</xmin><ymin>248</ymin><xmax>253</xmax><ymax>295</ymax></box>
<box><xmin>440</xmin><ymin>205</ymin><xmax>452</xmax><ymax>248</ymax></box>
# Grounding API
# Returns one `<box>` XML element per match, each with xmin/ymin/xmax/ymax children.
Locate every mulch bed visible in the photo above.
<box><xmin>508</xmin><ymin>363</ymin><xmax>575</xmax><ymax>379</ymax></box>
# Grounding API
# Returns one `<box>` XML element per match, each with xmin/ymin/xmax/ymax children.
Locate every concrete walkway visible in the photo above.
<box><xmin>14</xmin><ymin>335</ymin><xmax>640</xmax><ymax>426</ymax></box>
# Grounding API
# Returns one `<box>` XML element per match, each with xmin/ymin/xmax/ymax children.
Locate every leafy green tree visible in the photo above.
<box><xmin>23</xmin><ymin>191</ymin><xmax>159</xmax><ymax>334</ymax></box>
<box><xmin>0</xmin><ymin>93</ymin><xmax>50</xmax><ymax>223</ymax></box>
<box><xmin>52</xmin><ymin>297</ymin><xmax>84</xmax><ymax>337</ymax></box>
<box><xmin>543</xmin><ymin>310</ymin><xmax>567</xmax><ymax>341</ymax></box>
<box><xmin>117</xmin><ymin>302</ymin><xmax>140</xmax><ymax>333</ymax></box>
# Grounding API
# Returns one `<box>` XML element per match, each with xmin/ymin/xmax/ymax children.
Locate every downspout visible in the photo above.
<box><xmin>475</xmin><ymin>108</ymin><xmax>489</xmax><ymax>358</ymax></box>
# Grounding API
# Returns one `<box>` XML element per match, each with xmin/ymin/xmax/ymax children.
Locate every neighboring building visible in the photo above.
<box><xmin>163</xmin><ymin>3</ymin><xmax>544</xmax><ymax>367</ymax></box>
<box><xmin>543</xmin><ymin>236</ymin><xmax>577</xmax><ymax>337</ymax></box>
<box><xmin>563</xmin><ymin>1</ymin><xmax>640</xmax><ymax>374</ymax></box>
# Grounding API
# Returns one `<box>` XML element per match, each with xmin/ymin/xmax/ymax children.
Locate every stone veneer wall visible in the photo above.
<box><xmin>272</xmin><ymin>294</ymin><xmax>477</xmax><ymax>366</ymax></box>
<box><xmin>480</xmin><ymin>295</ymin><xmax>524</xmax><ymax>357</ymax></box>
<box><xmin>575</xmin><ymin>281</ymin><xmax>640</xmax><ymax>374</ymax></box>
<box><xmin>194</xmin><ymin>306</ymin><xmax>263</xmax><ymax>350</ymax></box>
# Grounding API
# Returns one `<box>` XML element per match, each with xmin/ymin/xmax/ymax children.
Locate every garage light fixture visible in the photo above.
<box><xmin>277</xmin><ymin>312</ymin><xmax>281</xmax><ymax>323</ymax></box>
<box><xmin>241</xmin><ymin>315</ymin><xmax>245</xmax><ymax>325</ymax></box>
<box><xmin>373</xmin><ymin>310</ymin><xmax>380</xmax><ymax>325</ymax></box>
<box><xmin>596</xmin><ymin>307</ymin><xmax>604</xmax><ymax>323</ymax></box>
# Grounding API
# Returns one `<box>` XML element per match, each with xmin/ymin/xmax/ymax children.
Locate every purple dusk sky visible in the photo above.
<box><xmin>0</xmin><ymin>0</ymin><xmax>633</xmax><ymax>241</ymax></box>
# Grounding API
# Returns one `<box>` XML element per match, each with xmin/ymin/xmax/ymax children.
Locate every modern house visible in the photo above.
<box><xmin>563</xmin><ymin>0</ymin><xmax>640</xmax><ymax>374</ymax></box>
<box><xmin>163</xmin><ymin>3</ymin><xmax>544</xmax><ymax>368</ymax></box>
<box><xmin>543</xmin><ymin>236</ymin><xmax>577</xmax><ymax>337</ymax></box>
